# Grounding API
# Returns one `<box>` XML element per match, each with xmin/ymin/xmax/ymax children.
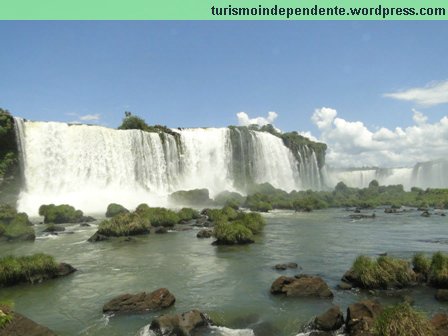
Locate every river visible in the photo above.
<box><xmin>0</xmin><ymin>208</ymin><xmax>447</xmax><ymax>335</ymax></box>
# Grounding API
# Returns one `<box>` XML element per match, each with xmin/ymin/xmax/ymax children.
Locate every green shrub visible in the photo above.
<box><xmin>249</xmin><ymin>201</ymin><xmax>272</xmax><ymax>212</ymax></box>
<box><xmin>98</xmin><ymin>212</ymin><xmax>150</xmax><ymax>237</ymax></box>
<box><xmin>0</xmin><ymin>253</ymin><xmax>59</xmax><ymax>287</ymax></box>
<box><xmin>118</xmin><ymin>114</ymin><xmax>150</xmax><ymax>131</ymax></box>
<box><xmin>135</xmin><ymin>205</ymin><xmax>178</xmax><ymax>227</ymax></box>
<box><xmin>207</xmin><ymin>206</ymin><xmax>238</xmax><ymax>222</ymax></box>
<box><xmin>351</xmin><ymin>255</ymin><xmax>415</xmax><ymax>289</ymax></box>
<box><xmin>38</xmin><ymin>204</ymin><xmax>84</xmax><ymax>224</ymax></box>
<box><xmin>177</xmin><ymin>208</ymin><xmax>200</xmax><ymax>222</ymax></box>
<box><xmin>236</xmin><ymin>212</ymin><xmax>265</xmax><ymax>234</ymax></box>
<box><xmin>105</xmin><ymin>203</ymin><xmax>129</xmax><ymax>218</ymax></box>
<box><xmin>374</xmin><ymin>302</ymin><xmax>434</xmax><ymax>336</ymax></box>
<box><xmin>429</xmin><ymin>252</ymin><xmax>448</xmax><ymax>287</ymax></box>
<box><xmin>412</xmin><ymin>253</ymin><xmax>431</xmax><ymax>276</ymax></box>
<box><xmin>0</xmin><ymin>304</ymin><xmax>13</xmax><ymax>328</ymax></box>
<box><xmin>213</xmin><ymin>191</ymin><xmax>245</xmax><ymax>207</ymax></box>
<box><xmin>213</xmin><ymin>221</ymin><xmax>254</xmax><ymax>244</ymax></box>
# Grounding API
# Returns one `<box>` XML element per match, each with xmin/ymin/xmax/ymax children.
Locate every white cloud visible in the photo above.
<box><xmin>237</xmin><ymin>111</ymin><xmax>278</xmax><ymax>127</ymax></box>
<box><xmin>384</xmin><ymin>80</ymin><xmax>448</xmax><ymax>107</ymax></box>
<box><xmin>79</xmin><ymin>114</ymin><xmax>101</xmax><ymax>121</ymax></box>
<box><xmin>311</xmin><ymin>107</ymin><xmax>448</xmax><ymax>168</ymax></box>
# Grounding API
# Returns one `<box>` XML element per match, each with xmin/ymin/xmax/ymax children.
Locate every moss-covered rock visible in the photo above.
<box><xmin>38</xmin><ymin>204</ymin><xmax>89</xmax><ymax>224</ymax></box>
<box><xmin>213</xmin><ymin>191</ymin><xmax>245</xmax><ymax>208</ymax></box>
<box><xmin>169</xmin><ymin>189</ymin><xmax>212</xmax><ymax>206</ymax></box>
<box><xmin>0</xmin><ymin>204</ymin><xmax>34</xmax><ymax>241</ymax></box>
<box><xmin>96</xmin><ymin>212</ymin><xmax>150</xmax><ymax>237</ymax></box>
<box><xmin>177</xmin><ymin>207</ymin><xmax>200</xmax><ymax>222</ymax></box>
<box><xmin>0</xmin><ymin>253</ymin><xmax>75</xmax><ymax>287</ymax></box>
<box><xmin>105</xmin><ymin>203</ymin><xmax>129</xmax><ymax>218</ymax></box>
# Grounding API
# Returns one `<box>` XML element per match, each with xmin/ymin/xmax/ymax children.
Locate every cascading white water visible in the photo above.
<box><xmin>15</xmin><ymin>120</ymin><xmax>311</xmax><ymax>215</ymax></box>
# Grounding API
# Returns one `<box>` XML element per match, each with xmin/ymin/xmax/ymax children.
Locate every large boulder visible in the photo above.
<box><xmin>346</xmin><ymin>300</ymin><xmax>383</xmax><ymax>336</ymax></box>
<box><xmin>105</xmin><ymin>203</ymin><xmax>129</xmax><ymax>218</ymax></box>
<box><xmin>270</xmin><ymin>275</ymin><xmax>333</xmax><ymax>298</ymax></box>
<box><xmin>150</xmin><ymin>309</ymin><xmax>210</xmax><ymax>336</ymax></box>
<box><xmin>196</xmin><ymin>229</ymin><xmax>212</xmax><ymax>238</ymax></box>
<box><xmin>314</xmin><ymin>306</ymin><xmax>344</xmax><ymax>331</ymax></box>
<box><xmin>103</xmin><ymin>288</ymin><xmax>175</xmax><ymax>313</ymax></box>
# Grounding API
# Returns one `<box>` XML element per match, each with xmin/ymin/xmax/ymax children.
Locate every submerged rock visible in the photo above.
<box><xmin>154</xmin><ymin>227</ymin><xmax>168</xmax><ymax>234</ymax></box>
<box><xmin>421</xmin><ymin>210</ymin><xmax>431</xmax><ymax>217</ymax></box>
<box><xmin>273</xmin><ymin>262</ymin><xmax>299</xmax><ymax>270</ymax></box>
<box><xmin>87</xmin><ymin>232</ymin><xmax>109</xmax><ymax>242</ymax></box>
<box><xmin>270</xmin><ymin>275</ymin><xmax>333</xmax><ymax>298</ymax></box>
<box><xmin>349</xmin><ymin>213</ymin><xmax>376</xmax><ymax>219</ymax></box>
<box><xmin>103</xmin><ymin>288</ymin><xmax>175</xmax><ymax>313</ymax></box>
<box><xmin>150</xmin><ymin>309</ymin><xmax>210</xmax><ymax>336</ymax></box>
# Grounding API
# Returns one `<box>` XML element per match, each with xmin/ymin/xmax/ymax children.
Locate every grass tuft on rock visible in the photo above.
<box><xmin>0</xmin><ymin>204</ymin><xmax>34</xmax><ymax>241</ymax></box>
<box><xmin>412</xmin><ymin>253</ymin><xmax>431</xmax><ymax>276</ymax></box>
<box><xmin>374</xmin><ymin>302</ymin><xmax>434</xmax><ymax>336</ymax></box>
<box><xmin>429</xmin><ymin>251</ymin><xmax>448</xmax><ymax>288</ymax></box>
<box><xmin>351</xmin><ymin>255</ymin><xmax>415</xmax><ymax>289</ymax></box>
<box><xmin>38</xmin><ymin>204</ymin><xmax>84</xmax><ymax>224</ymax></box>
<box><xmin>177</xmin><ymin>208</ymin><xmax>200</xmax><ymax>222</ymax></box>
<box><xmin>0</xmin><ymin>254</ymin><xmax>59</xmax><ymax>287</ymax></box>
<box><xmin>97</xmin><ymin>212</ymin><xmax>150</xmax><ymax>237</ymax></box>
<box><xmin>135</xmin><ymin>204</ymin><xmax>179</xmax><ymax>227</ymax></box>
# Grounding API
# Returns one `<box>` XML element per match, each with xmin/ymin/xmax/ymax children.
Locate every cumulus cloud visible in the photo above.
<box><xmin>311</xmin><ymin>107</ymin><xmax>448</xmax><ymax>168</ymax></box>
<box><xmin>237</xmin><ymin>111</ymin><xmax>278</xmax><ymax>127</ymax></box>
<box><xmin>384</xmin><ymin>80</ymin><xmax>448</xmax><ymax>107</ymax></box>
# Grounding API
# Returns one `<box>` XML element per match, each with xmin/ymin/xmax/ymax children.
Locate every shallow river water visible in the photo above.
<box><xmin>1</xmin><ymin>208</ymin><xmax>447</xmax><ymax>336</ymax></box>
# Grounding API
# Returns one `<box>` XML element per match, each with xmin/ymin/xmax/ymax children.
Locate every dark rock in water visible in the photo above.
<box><xmin>202</xmin><ymin>221</ymin><xmax>213</xmax><ymax>228</ymax></box>
<box><xmin>314</xmin><ymin>305</ymin><xmax>344</xmax><ymax>331</ymax></box>
<box><xmin>337</xmin><ymin>281</ymin><xmax>353</xmax><ymax>290</ymax></box>
<box><xmin>196</xmin><ymin>229</ymin><xmax>213</xmax><ymax>238</ymax></box>
<box><xmin>43</xmin><ymin>225</ymin><xmax>65</xmax><ymax>233</ymax></box>
<box><xmin>309</xmin><ymin>332</ymin><xmax>333</xmax><ymax>336</ymax></box>
<box><xmin>354</xmin><ymin>208</ymin><xmax>361</xmax><ymax>213</ymax></box>
<box><xmin>81</xmin><ymin>215</ymin><xmax>96</xmax><ymax>222</ymax></box>
<box><xmin>421</xmin><ymin>210</ymin><xmax>431</xmax><ymax>217</ymax></box>
<box><xmin>105</xmin><ymin>203</ymin><xmax>129</xmax><ymax>218</ymax></box>
<box><xmin>56</xmin><ymin>263</ymin><xmax>77</xmax><ymax>277</ymax></box>
<box><xmin>418</xmin><ymin>207</ymin><xmax>429</xmax><ymax>212</ymax></box>
<box><xmin>103</xmin><ymin>288</ymin><xmax>175</xmax><ymax>313</ymax></box>
<box><xmin>346</xmin><ymin>299</ymin><xmax>383</xmax><ymax>336</ymax></box>
<box><xmin>155</xmin><ymin>227</ymin><xmax>168</xmax><ymax>234</ymax></box>
<box><xmin>87</xmin><ymin>232</ymin><xmax>109</xmax><ymax>242</ymax></box>
<box><xmin>436</xmin><ymin>289</ymin><xmax>448</xmax><ymax>302</ymax></box>
<box><xmin>349</xmin><ymin>213</ymin><xmax>376</xmax><ymax>219</ymax></box>
<box><xmin>270</xmin><ymin>275</ymin><xmax>333</xmax><ymax>298</ymax></box>
<box><xmin>150</xmin><ymin>309</ymin><xmax>210</xmax><ymax>336</ymax></box>
<box><xmin>79</xmin><ymin>222</ymin><xmax>91</xmax><ymax>227</ymax></box>
<box><xmin>273</xmin><ymin>262</ymin><xmax>299</xmax><ymax>271</ymax></box>
<box><xmin>431</xmin><ymin>313</ymin><xmax>448</xmax><ymax>336</ymax></box>
<box><xmin>384</xmin><ymin>208</ymin><xmax>399</xmax><ymax>214</ymax></box>
<box><xmin>0</xmin><ymin>307</ymin><xmax>57</xmax><ymax>336</ymax></box>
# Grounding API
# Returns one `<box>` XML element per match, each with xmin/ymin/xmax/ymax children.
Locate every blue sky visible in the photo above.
<box><xmin>1</xmin><ymin>21</ymin><xmax>447</xmax><ymax>167</ymax></box>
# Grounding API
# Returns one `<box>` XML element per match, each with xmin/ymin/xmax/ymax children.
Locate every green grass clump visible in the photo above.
<box><xmin>429</xmin><ymin>252</ymin><xmax>448</xmax><ymax>287</ymax></box>
<box><xmin>249</xmin><ymin>201</ymin><xmax>272</xmax><ymax>213</ymax></box>
<box><xmin>0</xmin><ymin>205</ymin><xmax>34</xmax><ymax>240</ymax></box>
<box><xmin>105</xmin><ymin>203</ymin><xmax>129</xmax><ymax>218</ymax></box>
<box><xmin>135</xmin><ymin>204</ymin><xmax>179</xmax><ymax>227</ymax></box>
<box><xmin>98</xmin><ymin>212</ymin><xmax>150</xmax><ymax>236</ymax></box>
<box><xmin>177</xmin><ymin>208</ymin><xmax>200</xmax><ymax>222</ymax></box>
<box><xmin>0</xmin><ymin>254</ymin><xmax>59</xmax><ymax>287</ymax></box>
<box><xmin>38</xmin><ymin>204</ymin><xmax>84</xmax><ymax>224</ymax></box>
<box><xmin>0</xmin><ymin>305</ymin><xmax>13</xmax><ymax>328</ymax></box>
<box><xmin>351</xmin><ymin>255</ymin><xmax>415</xmax><ymax>289</ymax></box>
<box><xmin>207</xmin><ymin>206</ymin><xmax>239</xmax><ymax>222</ymax></box>
<box><xmin>374</xmin><ymin>302</ymin><xmax>434</xmax><ymax>336</ymax></box>
<box><xmin>213</xmin><ymin>221</ymin><xmax>254</xmax><ymax>244</ymax></box>
<box><xmin>412</xmin><ymin>253</ymin><xmax>431</xmax><ymax>276</ymax></box>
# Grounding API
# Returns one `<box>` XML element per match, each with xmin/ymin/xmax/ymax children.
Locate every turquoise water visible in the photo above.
<box><xmin>0</xmin><ymin>208</ymin><xmax>447</xmax><ymax>335</ymax></box>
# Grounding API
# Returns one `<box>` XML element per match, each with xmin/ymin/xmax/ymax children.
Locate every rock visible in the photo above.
<box><xmin>346</xmin><ymin>299</ymin><xmax>383</xmax><ymax>336</ymax></box>
<box><xmin>436</xmin><ymin>289</ymin><xmax>448</xmax><ymax>302</ymax></box>
<box><xmin>0</xmin><ymin>308</ymin><xmax>57</xmax><ymax>336</ymax></box>
<box><xmin>196</xmin><ymin>229</ymin><xmax>213</xmax><ymax>238</ymax></box>
<box><xmin>314</xmin><ymin>305</ymin><xmax>344</xmax><ymax>331</ymax></box>
<box><xmin>56</xmin><ymin>263</ymin><xmax>77</xmax><ymax>277</ymax></box>
<box><xmin>349</xmin><ymin>213</ymin><xmax>376</xmax><ymax>219</ymax></box>
<box><xmin>431</xmin><ymin>313</ymin><xmax>448</xmax><ymax>336</ymax></box>
<box><xmin>421</xmin><ymin>210</ymin><xmax>431</xmax><ymax>217</ymax></box>
<box><xmin>155</xmin><ymin>227</ymin><xmax>168</xmax><ymax>234</ymax></box>
<box><xmin>337</xmin><ymin>281</ymin><xmax>353</xmax><ymax>290</ymax></box>
<box><xmin>270</xmin><ymin>275</ymin><xmax>333</xmax><ymax>298</ymax></box>
<box><xmin>384</xmin><ymin>208</ymin><xmax>398</xmax><ymax>214</ymax></box>
<box><xmin>150</xmin><ymin>309</ymin><xmax>210</xmax><ymax>336</ymax></box>
<box><xmin>105</xmin><ymin>203</ymin><xmax>129</xmax><ymax>218</ymax></box>
<box><xmin>88</xmin><ymin>232</ymin><xmax>109</xmax><ymax>242</ymax></box>
<box><xmin>103</xmin><ymin>288</ymin><xmax>175</xmax><ymax>313</ymax></box>
<box><xmin>274</xmin><ymin>263</ymin><xmax>300</xmax><ymax>270</ymax></box>
<box><xmin>43</xmin><ymin>225</ymin><xmax>65</xmax><ymax>233</ymax></box>
<box><xmin>195</xmin><ymin>216</ymin><xmax>208</xmax><ymax>226</ymax></box>
<box><xmin>79</xmin><ymin>222</ymin><xmax>90</xmax><ymax>227</ymax></box>
<box><xmin>80</xmin><ymin>215</ymin><xmax>96</xmax><ymax>222</ymax></box>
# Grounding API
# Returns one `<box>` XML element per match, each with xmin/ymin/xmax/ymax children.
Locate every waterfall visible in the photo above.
<box><xmin>15</xmin><ymin>121</ymin><xmax>322</xmax><ymax>215</ymax></box>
